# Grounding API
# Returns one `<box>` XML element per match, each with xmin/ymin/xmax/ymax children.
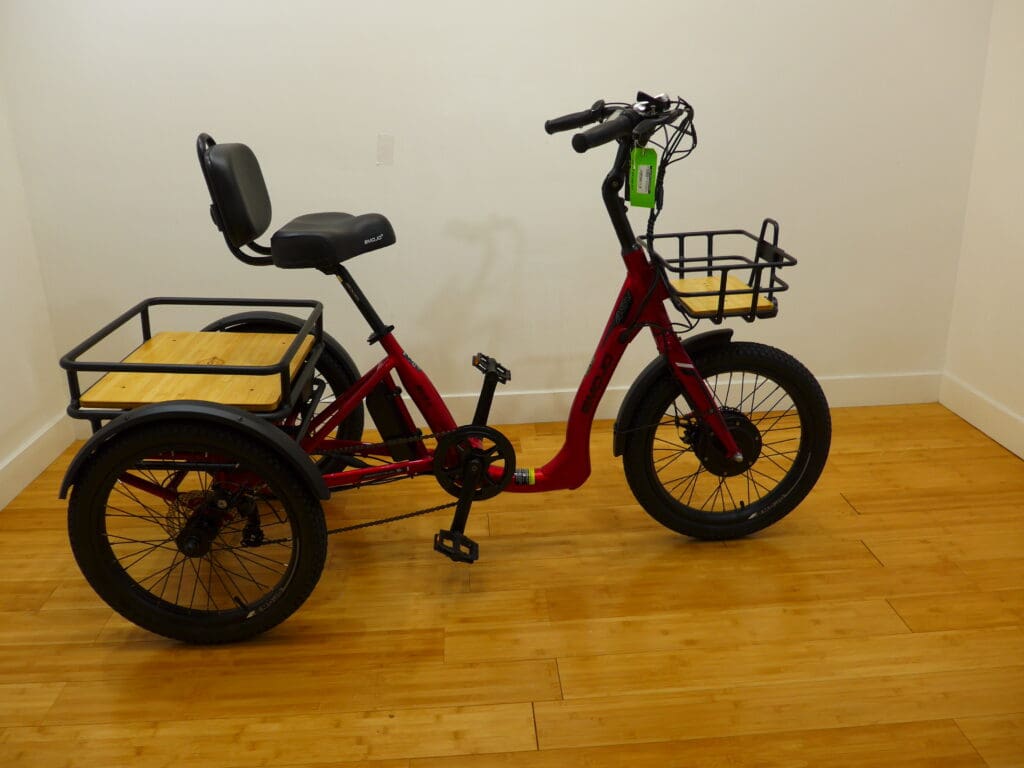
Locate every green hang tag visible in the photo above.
<box><xmin>629</xmin><ymin>147</ymin><xmax>658</xmax><ymax>208</ymax></box>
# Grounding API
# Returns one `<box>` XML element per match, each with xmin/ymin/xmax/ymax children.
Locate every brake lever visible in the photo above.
<box><xmin>635</xmin><ymin>91</ymin><xmax>671</xmax><ymax>110</ymax></box>
<box><xmin>632</xmin><ymin>108</ymin><xmax>684</xmax><ymax>144</ymax></box>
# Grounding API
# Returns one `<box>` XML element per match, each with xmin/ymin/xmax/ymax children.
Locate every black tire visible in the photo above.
<box><xmin>68</xmin><ymin>421</ymin><xmax>327</xmax><ymax>643</ymax></box>
<box><xmin>202</xmin><ymin>315</ymin><xmax>363</xmax><ymax>473</ymax></box>
<box><xmin>622</xmin><ymin>342</ymin><xmax>830</xmax><ymax>540</ymax></box>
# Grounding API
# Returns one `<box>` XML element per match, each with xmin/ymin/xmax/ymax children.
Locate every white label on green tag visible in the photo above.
<box><xmin>637</xmin><ymin>164</ymin><xmax>651</xmax><ymax>195</ymax></box>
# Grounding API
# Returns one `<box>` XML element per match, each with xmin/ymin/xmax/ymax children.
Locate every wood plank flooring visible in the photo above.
<box><xmin>0</xmin><ymin>403</ymin><xmax>1021</xmax><ymax>766</ymax></box>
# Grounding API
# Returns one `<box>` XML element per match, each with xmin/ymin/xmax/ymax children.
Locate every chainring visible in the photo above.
<box><xmin>433</xmin><ymin>426</ymin><xmax>516</xmax><ymax>501</ymax></box>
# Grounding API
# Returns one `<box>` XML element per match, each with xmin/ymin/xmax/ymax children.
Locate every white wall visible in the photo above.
<box><xmin>0</xmin><ymin>77</ymin><xmax>73</xmax><ymax>508</ymax></box>
<box><xmin>0</xmin><ymin>1</ymin><xmax>995</xmax><ymax>465</ymax></box>
<box><xmin>942</xmin><ymin>0</ymin><xmax>1024</xmax><ymax>458</ymax></box>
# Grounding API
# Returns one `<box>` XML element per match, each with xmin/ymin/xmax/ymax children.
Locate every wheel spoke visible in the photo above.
<box><xmin>188</xmin><ymin>556</ymin><xmax>217</xmax><ymax>611</ymax></box>
<box><xmin>760</xmin><ymin>446</ymin><xmax>798</xmax><ymax>461</ymax></box>
<box><xmin>746</xmin><ymin>466</ymin><xmax>780</xmax><ymax>495</ymax></box>
<box><xmin>222</xmin><ymin>543</ymin><xmax>273</xmax><ymax>591</ymax></box>
<box><xmin>755</xmin><ymin>405</ymin><xmax>798</xmax><ymax>434</ymax></box>
<box><xmin>109</xmin><ymin>486</ymin><xmax>168</xmax><ymax>528</ymax></box>
<box><xmin>653</xmin><ymin>449</ymin><xmax>689</xmax><ymax>473</ymax></box>
<box><xmin>206</xmin><ymin>553</ymin><xmax>254</xmax><ymax>604</ymax></box>
<box><xmin>677</xmin><ymin>466</ymin><xmax>705</xmax><ymax>506</ymax></box>
<box><xmin>215</xmin><ymin>543</ymin><xmax>293</xmax><ymax>569</ymax></box>
<box><xmin>743</xmin><ymin>376</ymin><xmax>775</xmax><ymax>414</ymax></box>
<box><xmin>106</xmin><ymin>533</ymin><xmax>177</xmax><ymax>549</ymax></box>
<box><xmin>721</xmin><ymin>478</ymin><xmax>740</xmax><ymax>510</ymax></box>
<box><xmin>135</xmin><ymin>554</ymin><xmax>182</xmax><ymax>594</ymax></box>
<box><xmin>116</xmin><ymin>539</ymin><xmax>175</xmax><ymax>573</ymax></box>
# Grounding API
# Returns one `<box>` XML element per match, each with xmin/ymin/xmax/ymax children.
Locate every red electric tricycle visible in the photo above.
<box><xmin>59</xmin><ymin>92</ymin><xmax>831</xmax><ymax>643</ymax></box>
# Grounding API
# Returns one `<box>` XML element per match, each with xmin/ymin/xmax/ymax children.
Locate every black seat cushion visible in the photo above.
<box><xmin>270</xmin><ymin>212</ymin><xmax>396</xmax><ymax>271</ymax></box>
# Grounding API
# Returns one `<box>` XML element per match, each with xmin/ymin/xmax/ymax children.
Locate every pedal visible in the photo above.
<box><xmin>433</xmin><ymin>529</ymin><xmax>480</xmax><ymax>563</ymax></box>
<box><xmin>472</xmin><ymin>353</ymin><xmax>511</xmax><ymax>384</ymax></box>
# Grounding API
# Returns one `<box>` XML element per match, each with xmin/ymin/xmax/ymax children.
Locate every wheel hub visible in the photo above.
<box><xmin>175</xmin><ymin>513</ymin><xmax>223</xmax><ymax>558</ymax></box>
<box><xmin>174</xmin><ymin>493</ymin><xmax>236</xmax><ymax>558</ymax></box>
<box><xmin>694</xmin><ymin>409</ymin><xmax>763</xmax><ymax>477</ymax></box>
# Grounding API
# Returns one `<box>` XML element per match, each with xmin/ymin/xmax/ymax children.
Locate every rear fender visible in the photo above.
<box><xmin>59</xmin><ymin>401</ymin><xmax>329</xmax><ymax>499</ymax></box>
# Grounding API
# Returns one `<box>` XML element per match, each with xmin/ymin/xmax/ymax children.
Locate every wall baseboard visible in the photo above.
<box><xmin>817</xmin><ymin>371</ymin><xmax>943</xmax><ymax>409</ymax></box>
<box><xmin>0</xmin><ymin>412</ymin><xmax>74</xmax><ymax>510</ymax></box>
<box><xmin>423</xmin><ymin>370</ymin><xmax>945</xmax><ymax>426</ymax></box>
<box><xmin>940</xmin><ymin>373</ymin><xmax>1024</xmax><ymax>458</ymax></box>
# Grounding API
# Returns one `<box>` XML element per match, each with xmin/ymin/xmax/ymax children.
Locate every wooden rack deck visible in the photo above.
<box><xmin>79</xmin><ymin>331</ymin><xmax>314</xmax><ymax>412</ymax></box>
<box><xmin>671</xmin><ymin>275</ymin><xmax>775</xmax><ymax>318</ymax></box>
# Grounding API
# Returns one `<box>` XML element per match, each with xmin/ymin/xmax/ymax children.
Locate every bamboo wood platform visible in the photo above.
<box><xmin>1</xmin><ymin>404</ymin><xmax>1022</xmax><ymax>766</ymax></box>
<box><xmin>671</xmin><ymin>275</ymin><xmax>775</xmax><ymax>317</ymax></box>
<box><xmin>79</xmin><ymin>331</ymin><xmax>315</xmax><ymax>412</ymax></box>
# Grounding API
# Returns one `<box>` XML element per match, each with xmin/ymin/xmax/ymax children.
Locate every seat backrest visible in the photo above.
<box><xmin>197</xmin><ymin>133</ymin><xmax>272</xmax><ymax>249</ymax></box>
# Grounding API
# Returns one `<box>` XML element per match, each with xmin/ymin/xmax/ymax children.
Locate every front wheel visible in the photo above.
<box><xmin>622</xmin><ymin>342</ymin><xmax>830</xmax><ymax>540</ymax></box>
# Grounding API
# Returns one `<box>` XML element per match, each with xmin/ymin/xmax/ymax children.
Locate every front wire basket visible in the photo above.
<box><xmin>644</xmin><ymin>218</ymin><xmax>797</xmax><ymax>324</ymax></box>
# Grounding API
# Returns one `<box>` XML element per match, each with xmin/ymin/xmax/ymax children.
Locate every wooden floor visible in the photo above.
<box><xmin>1</xmin><ymin>403</ymin><xmax>1022</xmax><ymax>767</ymax></box>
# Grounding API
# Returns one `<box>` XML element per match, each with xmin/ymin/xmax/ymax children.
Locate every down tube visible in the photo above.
<box><xmin>512</xmin><ymin>259</ymin><xmax>660</xmax><ymax>492</ymax></box>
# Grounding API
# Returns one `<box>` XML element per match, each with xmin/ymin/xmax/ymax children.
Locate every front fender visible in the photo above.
<box><xmin>59</xmin><ymin>400</ymin><xmax>329</xmax><ymax>500</ymax></box>
<box><xmin>612</xmin><ymin>328</ymin><xmax>734</xmax><ymax>456</ymax></box>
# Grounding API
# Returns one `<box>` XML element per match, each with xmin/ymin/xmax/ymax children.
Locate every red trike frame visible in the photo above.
<box><xmin>303</xmin><ymin>246</ymin><xmax>739</xmax><ymax>494</ymax></box>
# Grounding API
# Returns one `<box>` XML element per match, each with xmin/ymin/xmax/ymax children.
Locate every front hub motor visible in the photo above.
<box><xmin>694</xmin><ymin>409</ymin><xmax>763</xmax><ymax>477</ymax></box>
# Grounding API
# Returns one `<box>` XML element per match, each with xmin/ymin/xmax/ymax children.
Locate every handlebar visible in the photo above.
<box><xmin>569</xmin><ymin>107</ymin><xmax>685</xmax><ymax>153</ymax></box>
<box><xmin>546</xmin><ymin>94</ymin><xmax>687</xmax><ymax>154</ymax></box>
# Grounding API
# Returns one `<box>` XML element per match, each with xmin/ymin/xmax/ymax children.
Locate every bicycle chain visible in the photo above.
<box><xmin>260</xmin><ymin>429</ymin><xmax>458</xmax><ymax>545</ymax></box>
<box><xmin>322</xmin><ymin>427</ymin><xmax>454</xmax><ymax>461</ymax></box>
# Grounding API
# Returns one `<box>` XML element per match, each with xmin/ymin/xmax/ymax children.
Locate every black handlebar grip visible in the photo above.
<box><xmin>544</xmin><ymin>100</ymin><xmax>607</xmax><ymax>134</ymax></box>
<box><xmin>571</xmin><ymin>112</ymin><xmax>634</xmax><ymax>153</ymax></box>
<box><xmin>545</xmin><ymin>109</ymin><xmax>597</xmax><ymax>134</ymax></box>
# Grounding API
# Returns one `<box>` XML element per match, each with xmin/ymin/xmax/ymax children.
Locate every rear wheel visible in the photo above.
<box><xmin>622</xmin><ymin>342</ymin><xmax>830</xmax><ymax>539</ymax></box>
<box><xmin>68</xmin><ymin>421</ymin><xmax>327</xmax><ymax>643</ymax></box>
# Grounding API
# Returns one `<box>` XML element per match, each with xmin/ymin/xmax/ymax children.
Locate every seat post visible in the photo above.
<box><xmin>333</xmin><ymin>265</ymin><xmax>394</xmax><ymax>344</ymax></box>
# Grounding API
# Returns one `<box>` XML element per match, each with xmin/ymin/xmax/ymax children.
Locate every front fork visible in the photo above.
<box><xmin>652</xmin><ymin>326</ymin><xmax>743</xmax><ymax>461</ymax></box>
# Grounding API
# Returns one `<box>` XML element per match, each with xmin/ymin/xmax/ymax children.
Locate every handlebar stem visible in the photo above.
<box><xmin>602</xmin><ymin>140</ymin><xmax>640</xmax><ymax>253</ymax></box>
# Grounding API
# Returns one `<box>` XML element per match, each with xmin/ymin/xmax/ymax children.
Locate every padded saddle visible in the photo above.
<box><xmin>271</xmin><ymin>212</ymin><xmax>395</xmax><ymax>271</ymax></box>
<box><xmin>198</xmin><ymin>134</ymin><xmax>396</xmax><ymax>271</ymax></box>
